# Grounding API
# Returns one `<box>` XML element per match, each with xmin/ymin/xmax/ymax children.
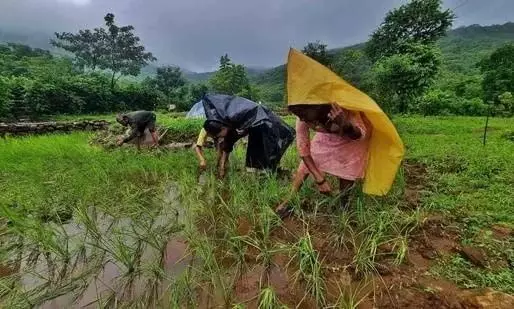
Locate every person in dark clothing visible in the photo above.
<box><xmin>116</xmin><ymin>111</ymin><xmax>159</xmax><ymax>149</ymax></box>
<box><xmin>195</xmin><ymin>94</ymin><xmax>295</xmax><ymax>179</ymax></box>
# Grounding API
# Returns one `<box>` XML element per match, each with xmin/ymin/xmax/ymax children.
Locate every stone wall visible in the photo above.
<box><xmin>0</xmin><ymin>120</ymin><xmax>110</xmax><ymax>136</ymax></box>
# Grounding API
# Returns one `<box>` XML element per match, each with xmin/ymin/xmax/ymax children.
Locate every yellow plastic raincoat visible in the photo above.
<box><xmin>287</xmin><ymin>48</ymin><xmax>404</xmax><ymax>195</ymax></box>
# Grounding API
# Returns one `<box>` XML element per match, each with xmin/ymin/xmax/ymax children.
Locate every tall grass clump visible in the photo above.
<box><xmin>290</xmin><ymin>232</ymin><xmax>325</xmax><ymax>307</ymax></box>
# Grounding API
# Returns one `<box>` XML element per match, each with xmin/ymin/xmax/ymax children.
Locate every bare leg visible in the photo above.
<box><xmin>150</xmin><ymin>131</ymin><xmax>159</xmax><ymax>146</ymax></box>
<box><xmin>137</xmin><ymin>135</ymin><xmax>142</xmax><ymax>151</ymax></box>
<box><xmin>339</xmin><ymin>179</ymin><xmax>354</xmax><ymax>211</ymax></box>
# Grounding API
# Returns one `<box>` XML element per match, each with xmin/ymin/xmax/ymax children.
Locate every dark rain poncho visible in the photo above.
<box><xmin>121</xmin><ymin>111</ymin><xmax>157</xmax><ymax>143</ymax></box>
<box><xmin>202</xmin><ymin>94</ymin><xmax>295</xmax><ymax>171</ymax></box>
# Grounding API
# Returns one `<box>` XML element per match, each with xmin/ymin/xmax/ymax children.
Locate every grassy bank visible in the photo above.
<box><xmin>0</xmin><ymin>116</ymin><xmax>512</xmax><ymax>308</ymax></box>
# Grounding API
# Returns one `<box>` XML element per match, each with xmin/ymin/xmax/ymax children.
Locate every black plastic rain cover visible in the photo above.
<box><xmin>202</xmin><ymin>94</ymin><xmax>295</xmax><ymax>170</ymax></box>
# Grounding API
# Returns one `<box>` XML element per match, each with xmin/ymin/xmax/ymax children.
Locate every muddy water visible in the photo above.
<box><xmin>17</xmin><ymin>182</ymin><xmax>191</xmax><ymax>309</ymax></box>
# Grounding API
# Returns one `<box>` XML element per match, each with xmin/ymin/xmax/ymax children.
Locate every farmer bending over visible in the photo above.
<box><xmin>275</xmin><ymin>104</ymin><xmax>371</xmax><ymax>219</ymax></box>
<box><xmin>194</xmin><ymin>94</ymin><xmax>294</xmax><ymax>179</ymax></box>
<box><xmin>195</xmin><ymin>122</ymin><xmax>245</xmax><ymax>178</ymax></box>
<box><xmin>116</xmin><ymin>110</ymin><xmax>159</xmax><ymax>149</ymax></box>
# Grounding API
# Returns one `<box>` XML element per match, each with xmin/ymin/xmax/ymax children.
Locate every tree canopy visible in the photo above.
<box><xmin>366</xmin><ymin>0</ymin><xmax>454</xmax><ymax>62</ymax></box>
<box><xmin>51</xmin><ymin>13</ymin><xmax>156</xmax><ymax>89</ymax></box>
<box><xmin>479</xmin><ymin>43</ymin><xmax>514</xmax><ymax>116</ymax></box>
<box><xmin>302</xmin><ymin>41</ymin><xmax>332</xmax><ymax>67</ymax></box>
<box><xmin>209</xmin><ymin>54</ymin><xmax>258</xmax><ymax>101</ymax></box>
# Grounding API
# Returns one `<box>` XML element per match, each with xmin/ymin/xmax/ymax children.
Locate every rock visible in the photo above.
<box><xmin>459</xmin><ymin>288</ymin><xmax>514</xmax><ymax>309</ymax></box>
<box><xmin>0</xmin><ymin>120</ymin><xmax>109</xmax><ymax>136</ymax></box>
<box><xmin>459</xmin><ymin>246</ymin><xmax>488</xmax><ymax>268</ymax></box>
<box><xmin>164</xmin><ymin>142</ymin><xmax>193</xmax><ymax>149</ymax></box>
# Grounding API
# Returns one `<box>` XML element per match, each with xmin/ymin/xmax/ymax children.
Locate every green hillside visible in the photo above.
<box><xmin>439</xmin><ymin>22</ymin><xmax>514</xmax><ymax>73</ymax></box>
<box><xmin>254</xmin><ymin>22</ymin><xmax>514</xmax><ymax>95</ymax></box>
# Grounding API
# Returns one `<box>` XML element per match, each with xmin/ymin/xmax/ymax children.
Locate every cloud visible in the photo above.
<box><xmin>56</xmin><ymin>0</ymin><xmax>92</xmax><ymax>6</ymax></box>
<box><xmin>0</xmin><ymin>0</ymin><xmax>513</xmax><ymax>71</ymax></box>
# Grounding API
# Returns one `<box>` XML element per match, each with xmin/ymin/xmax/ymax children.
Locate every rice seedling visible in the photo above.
<box><xmin>290</xmin><ymin>232</ymin><xmax>326</xmax><ymax>307</ymax></box>
<box><xmin>333</xmin><ymin>279</ymin><xmax>371</xmax><ymax>309</ymax></box>
<box><xmin>188</xmin><ymin>233</ymin><xmax>234</xmax><ymax>307</ymax></box>
<box><xmin>257</xmin><ymin>286</ymin><xmax>280</xmax><ymax>309</ymax></box>
<box><xmin>350</xmin><ymin>230</ymin><xmax>380</xmax><ymax>276</ymax></box>
<box><xmin>168</xmin><ymin>268</ymin><xmax>195</xmax><ymax>309</ymax></box>
<box><xmin>331</xmin><ymin>211</ymin><xmax>354</xmax><ymax>250</ymax></box>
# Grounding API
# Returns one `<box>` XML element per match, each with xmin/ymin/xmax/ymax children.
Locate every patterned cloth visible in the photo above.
<box><xmin>296</xmin><ymin>111</ymin><xmax>371</xmax><ymax>181</ymax></box>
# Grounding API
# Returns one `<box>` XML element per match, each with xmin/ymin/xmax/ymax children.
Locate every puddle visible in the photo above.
<box><xmin>12</xmin><ymin>182</ymin><xmax>190</xmax><ymax>308</ymax></box>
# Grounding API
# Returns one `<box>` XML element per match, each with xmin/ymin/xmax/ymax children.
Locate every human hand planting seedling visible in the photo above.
<box><xmin>116</xmin><ymin>137</ymin><xmax>124</xmax><ymax>146</ymax></box>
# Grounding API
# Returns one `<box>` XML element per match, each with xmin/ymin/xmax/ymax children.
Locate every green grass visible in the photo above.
<box><xmin>0</xmin><ymin>115</ymin><xmax>513</xmax><ymax>307</ymax></box>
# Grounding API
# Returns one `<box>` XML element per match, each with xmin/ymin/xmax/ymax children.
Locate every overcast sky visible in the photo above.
<box><xmin>0</xmin><ymin>0</ymin><xmax>513</xmax><ymax>71</ymax></box>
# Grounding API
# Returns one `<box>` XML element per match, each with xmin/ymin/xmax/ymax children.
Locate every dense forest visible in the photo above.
<box><xmin>1</xmin><ymin>0</ymin><xmax>514</xmax><ymax>120</ymax></box>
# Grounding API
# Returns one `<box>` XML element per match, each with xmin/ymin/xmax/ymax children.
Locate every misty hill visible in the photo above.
<box><xmin>3</xmin><ymin>22</ymin><xmax>514</xmax><ymax>87</ymax></box>
<box><xmin>0</xmin><ymin>29</ymin><xmax>53</xmax><ymax>50</ymax></box>
<box><xmin>254</xmin><ymin>22</ymin><xmax>514</xmax><ymax>90</ymax></box>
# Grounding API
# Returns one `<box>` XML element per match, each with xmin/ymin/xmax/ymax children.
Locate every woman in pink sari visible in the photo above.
<box><xmin>275</xmin><ymin>103</ymin><xmax>371</xmax><ymax>219</ymax></box>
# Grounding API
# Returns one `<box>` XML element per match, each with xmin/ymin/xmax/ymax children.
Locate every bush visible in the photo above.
<box><xmin>417</xmin><ymin>89</ymin><xmax>455</xmax><ymax>116</ymax></box>
<box><xmin>453</xmin><ymin>97</ymin><xmax>488</xmax><ymax>116</ymax></box>
<box><xmin>113</xmin><ymin>83</ymin><xmax>159</xmax><ymax>112</ymax></box>
<box><xmin>0</xmin><ymin>74</ymin><xmax>163</xmax><ymax>120</ymax></box>
<box><xmin>0</xmin><ymin>77</ymin><xmax>12</xmax><ymax>120</ymax></box>
<box><xmin>417</xmin><ymin>89</ymin><xmax>489</xmax><ymax>116</ymax></box>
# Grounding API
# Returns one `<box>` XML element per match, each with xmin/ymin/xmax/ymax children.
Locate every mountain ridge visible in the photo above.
<box><xmin>2</xmin><ymin>22</ymin><xmax>514</xmax><ymax>84</ymax></box>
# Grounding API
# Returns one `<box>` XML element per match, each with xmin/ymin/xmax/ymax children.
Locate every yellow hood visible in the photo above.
<box><xmin>287</xmin><ymin>48</ymin><xmax>404</xmax><ymax>195</ymax></box>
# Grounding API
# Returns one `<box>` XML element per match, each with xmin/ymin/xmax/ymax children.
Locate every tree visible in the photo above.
<box><xmin>189</xmin><ymin>83</ymin><xmax>209</xmax><ymax>104</ymax></box>
<box><xmin>51</xmin><ymin>29</ymin><xmax>106</xmax><ymax>71</ymax></box>
<box><xmin>479</xmin><ymin>44</ymin><xmax>514</xmax><ymax>116</ymax></box>
<box><xmin>372</xmin><ymin>43</ymin><xmax>441</xmax><ymax>113</ymax></box>
<box><xmin>366</xmin><ymin>0</ymin><xmax>454</xmax><ymax>62</ymax></box>
<box><xmin>209</xmin><ymin>54</ymin><xmax>255</xmax><ymax>99</ymax></box>
<box><xmin>102</xmin><ymin>14</ymin><xmax>156</xmax><ymax>89</ymax></box>
<box><xmin>366</xmin><ymin>0</ymin><xmax>453</xmax><ymax>113</ymax></box>
<box><xmin>332</xmin><ymin>49</ymin><xmax>372</xmax><ymax>90</ymax></box>
<box><xmin>302</xmin><ymin>41</ymin><xmax>332</xmax><ymax>67</ymax></box>
<box><xmin>0</xmin><ymin>77</ymin><xmax>12</xmax><ymax>119</ymax></box>
<box><xmin>52</xmin><ymin>13</ymin><xmax>156</xmax><ymax>89</ymax></box>
<box><xmin>150</xmin><ymin>66</ymin><xmax>186</xmax><ymax>97</ymax></box>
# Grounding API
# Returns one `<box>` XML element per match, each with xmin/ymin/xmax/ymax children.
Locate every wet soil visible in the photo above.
<box><xmin>403</xmin><ymin>160</ymin><xmax>429</xmax><ymax>209</ymax></box>
<box><xmin>5</xmin><ymin>163</ymin><xmax>513</xmax><ymax>308</ymax></box>
<box><xmin>194</xmin><ymin>162</ymin><xmax>513</xmax><ymax>309</ymax></box>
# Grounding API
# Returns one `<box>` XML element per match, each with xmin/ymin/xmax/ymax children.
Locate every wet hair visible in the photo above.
<box><xmin>288</xmin><ymin>104</ymin><xmax>331</xmax><ymax>124</ymax></box>
<box><xmin>203</xmin><ymin>120</ymin><xmax>225</xmax><ymax>136</ymax></box>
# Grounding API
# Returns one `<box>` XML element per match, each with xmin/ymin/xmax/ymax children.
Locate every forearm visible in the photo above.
<box><xmin>122</xmin><ymin>129</ymin><xmax>138</xmax><ymax>143</ymax></box>
<box><xmin>301</xmin><ymin>155</ymin><xmax>324</xmax><ymax>182</ymax></box>
<box><xmin>195</xmin><ymin>146</ymin><xmax>206</xmax><ymax>164</ymax></box>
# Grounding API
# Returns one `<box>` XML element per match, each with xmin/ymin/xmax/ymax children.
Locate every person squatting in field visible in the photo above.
<box><xmin>275</xmin><ymin>103</ymin><xmax>372</xmax><ymax>219</ymax></box>
<box><xmin>116</xmin><ymin>110</ymin><xmax>159</xmax><ymax>149</ymax></box>
<box><xmin>194</xmin><ymin>94</ymin><xmax>295</xmax><ymax>179</ymax></box>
